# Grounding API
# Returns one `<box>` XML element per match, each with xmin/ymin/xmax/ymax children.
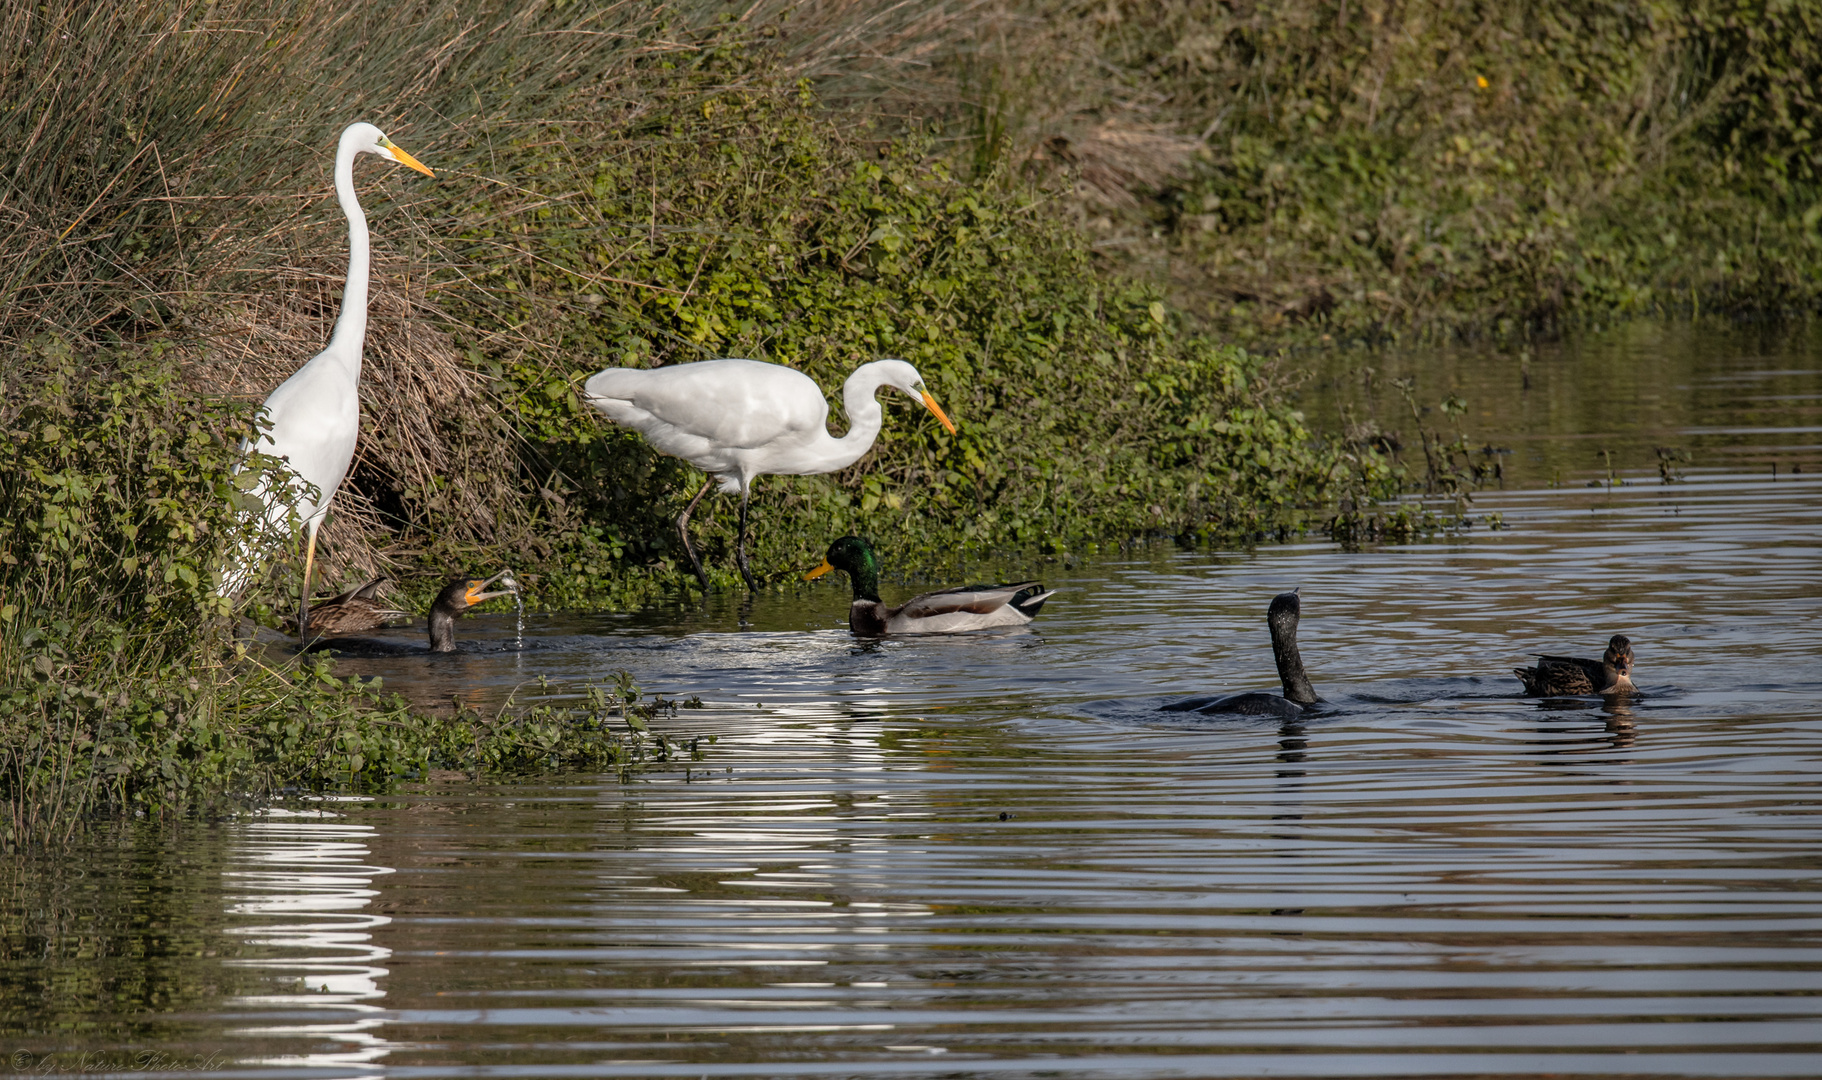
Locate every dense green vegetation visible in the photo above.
<box><xmin>464</xmin><ymin>93</ymin><xmax>1396</xmax><ymax>601</ymax></box>
<box><xmin>6</xmin><ymin>0</ymin><xmax>1821</xmax><ymax>841</ymax></box>
<box><xmin>978</xmin><ymin>1</ymin><xmax>1822</xmax><ymax>341</ymax></box>
<box><xmin>0</xmin><ymin>347</ymin><xmax>702</xmax><ymax>847</ymax></box>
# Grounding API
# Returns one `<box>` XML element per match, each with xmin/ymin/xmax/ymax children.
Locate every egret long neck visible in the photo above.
<box><xmin>326</xmin><ymin>133</ymin><xmax>370</xmax><ymax>366</ymax></box>
<box><xmin>822</xmin><ymin>363</ymin><xmax>895</xmax><ymax>469</ymax></box>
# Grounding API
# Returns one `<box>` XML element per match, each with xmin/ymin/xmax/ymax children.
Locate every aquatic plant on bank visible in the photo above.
<box><xmin>0</xmin><ymin>349</ymin><xmax>701</xmax><ymax>851</ymax></box>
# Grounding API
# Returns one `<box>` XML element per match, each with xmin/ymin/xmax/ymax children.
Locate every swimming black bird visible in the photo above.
<box><xmin>1514</xmin><ymin>635</ymin><xmax>1635</xmax><ymax>696</ymax></box>
<box><xmin>1161</xmin><ymin>590</ymin><xmax>1321</xmax><ymax>719</ymax></box>
<box><xmin>428</xmin><ymin>571</ymin><xmax>516</xmax><ymax>653</ymax></box>
<box><xmin>804</xmin><ymin>536</ymin><xmax>1055</xmax><ymax>636</ymax></box>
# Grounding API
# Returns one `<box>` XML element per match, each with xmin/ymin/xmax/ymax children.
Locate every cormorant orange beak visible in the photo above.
<box><xmin>380</xmin><ymin>137</ymin><xmax>435</xmax><ymax>178</ymax></box>
<box><xmin>919</xmin><ymin>390</ymin><xmax>957</xmax><ymax>434</ymax></box>
<box><xmin>803</xmin><ymin>559</ymin><xmax>835</xmax><ymax>582</ymax></box>
<box><xmin>465</xmin><ymin>569</ymin><xmax>518</xmax><ymax>605</ymax></box>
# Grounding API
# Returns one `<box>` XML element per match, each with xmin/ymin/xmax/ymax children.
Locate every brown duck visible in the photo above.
<box><xmin>1514</xmin><ymin>635</ymin><xmax>1635</xmax><ymax>696</ymax></box>
<box><xmin>293</xmin><ymin>572</ymin><xmax>516</xmax><ymax>651</ymax></box>
<box><xmin>289</xmin><ymin>576</ymin><xmax>407</xmax><ymax>637</ymax></box>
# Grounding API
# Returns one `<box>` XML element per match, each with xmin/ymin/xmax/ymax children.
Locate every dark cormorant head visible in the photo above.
<box><xmin>1267</xmin><ymin>589</ymin><xmax>1302</xmax><ymax>638</ymax></box>
<box><xmin>433</xmin><ymin>571</ymin><xmax>516</xmax><ymax>615</ymax></box>
<box><xmin>428</xmin><ymin>570</ymin><xmax>516</xmax><ymax>652</ymax></box>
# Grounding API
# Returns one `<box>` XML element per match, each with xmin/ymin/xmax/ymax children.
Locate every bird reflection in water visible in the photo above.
<box><xmin>1522</xmin><ymin>694</ymin><xmax>1641</xmax><ymax>761</ymax></box>
<box><xmin>1269</xmin><ymin>719</ymin><xmax>1311</xmax><ymax>921</ymax></box>
<box><xmin>222</xmin><ymin>815</ymin><xmax>397</xmax><ymax>1074</ymax></box>
<box><xmin>1276</xmin><ymin>719</ymin><xmax>1310</xmax><ymax>772</ymax></box>
<box><xmin>1603</xmin><ymin>696</ymin><xmax>1639</xmax><ymax>750</ymax></box>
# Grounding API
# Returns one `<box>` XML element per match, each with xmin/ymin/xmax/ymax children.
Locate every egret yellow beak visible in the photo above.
<box><xmin>919</xmin><ymin>390</ymin><xmax>956</xmax><ymax>434</ymax></box>
<box><xmin>380</xmin><ymin>138</ymin><xmax>435</xmax><ymax>178</ymax></box>
<box><xmin>803</xmin><ymin>560</ymin><xmax>835</xmax><ymax>582</ymax></box>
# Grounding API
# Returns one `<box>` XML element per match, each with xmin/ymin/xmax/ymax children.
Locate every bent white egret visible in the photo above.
<box><xmin>583</xmin><ymin>357</ymin><xmax>956</xmax><ymax>590</ymax></box>
<box><xmin>237</xmin><ymin>122</ymin><xmax>433</xmax><ymax>633</ymax></box>
<box><xmin>805</xmin><ymin>535</ymin><xmax>1055</xmax><ymax>636</ymax></box>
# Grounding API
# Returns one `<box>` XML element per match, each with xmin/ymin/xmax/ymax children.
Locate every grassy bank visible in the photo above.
<box><xmin>460</xmin><ymin>90</ymin><xmax>1403</xmax><ymax>601</ymax></box>
<box><xmin>0</xmin><ymin>347</ymin><xmax>700</xmax><ymax>849</ymax></box>
<box><xmin>930</xmin><ymin>1</ymin><xmax>1822</xmax><ymax>343</ymax></box>
<box><xmin>1</xmin><ymin>0</ymin><xmax>1397</xmax><ymax>602</ymax></box>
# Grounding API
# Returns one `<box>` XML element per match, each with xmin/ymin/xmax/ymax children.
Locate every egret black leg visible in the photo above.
<box><xmin>735</xmin><ymin>482</ymin><xmax>758</xmax><ymax>592</ymax></box>
<box><xmin>676</xmin><ymin>477</ymin><xmax>714</xmax><ymax>588</ymax></box>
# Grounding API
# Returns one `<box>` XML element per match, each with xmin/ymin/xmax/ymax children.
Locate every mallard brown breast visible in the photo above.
<box><xmin>1515</xmin><ymin>634</ymin><xmax>1635</xmax><ymax>696</ymax></box>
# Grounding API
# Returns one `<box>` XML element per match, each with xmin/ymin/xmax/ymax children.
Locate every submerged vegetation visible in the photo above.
<box><xmin>4</xmin><ymin>0</ymin><xmax>1819</xmax><ymax>839</ymax></box>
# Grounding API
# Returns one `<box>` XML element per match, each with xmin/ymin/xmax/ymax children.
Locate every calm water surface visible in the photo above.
<box><xmin>5</xmin><ymin>325</ymin><xmax>1821</xmax><ymax>1078</ymax></box>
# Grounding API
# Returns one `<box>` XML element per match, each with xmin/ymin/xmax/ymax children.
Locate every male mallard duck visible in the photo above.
<box><xmin>287</xmin><ymin>576</ymin><xmax>407</xmax><ymax>637</ymax></box>
<box><xmin>1514</xmin><ymin>635</ymin><xmax>1634</xmax><ymax>696</ymax></box>
<box><xmin>428</xmin><ymin>571</ymin><xmax>517</xmax><ymax>653</ymax></box>
<box><xmin>1162</xmin><ymin>590</ymin><xmax>1321</xmax><ymax>719</ymax></box>
<box><xmin>804</xmin><ymin>536</ymin><xmax>1055</xmax><ymax>636</ymax></box>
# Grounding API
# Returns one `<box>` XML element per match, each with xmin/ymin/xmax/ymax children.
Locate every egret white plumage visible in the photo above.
<box><xmin>583</xmin><ymin>357</ymin><xmax>956</xmax><ymax>590</ymax></box>
<box><xmin>234</xmin><ymin>122</ymin><xmax>433</xmax><ymax>633</ymax></box>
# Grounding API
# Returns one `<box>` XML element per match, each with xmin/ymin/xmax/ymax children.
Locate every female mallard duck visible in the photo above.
<box><xmin>1162</xmin><ymin>590</ymin><xmax>1321</xmax><ymax>719</ymax></box>
<box><xmin>804</xmin><ymin>536</ymin><xmax>1055</xmax><ymax>636</ymax></box>
<box><xmin>428</xmin><ymin>571</ymin><xmax>517</xmax><ymax>652</ymax></box>
<box><xmin>1514</xmin><ymin>635</ymin><xmax>1634</xmax><ymax>696</ymax></box>
<box><xmin>288</xmin><ymin>576</ymin><xmax>407</xmax><ymax>637</ymax></box>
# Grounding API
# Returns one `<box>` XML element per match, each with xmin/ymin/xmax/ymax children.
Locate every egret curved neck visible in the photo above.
<box><xmin>326</xmin><ymin>136</ymin><xmax>371</xmax><ymax>364</ymax></box>
<box><xmin>823</xmin><ymin>363</ymin><xmax>897</xmax><ymax>469</ymax></box>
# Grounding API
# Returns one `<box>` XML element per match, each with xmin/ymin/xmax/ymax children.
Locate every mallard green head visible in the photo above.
<box><xmin>803</xmin><ymin>536</ymin><xmax>882</xmax><ymax>602</ymax></box>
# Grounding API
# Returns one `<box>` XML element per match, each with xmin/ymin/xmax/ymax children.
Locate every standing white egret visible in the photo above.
<box><xmin>236</xmin><ymin>122</ymin><xmax>433</xmax><ymax>634</ymax></box>
<box><xmin>583</xmin><ymin>357</ymin><xmax>956</xmax><ymax>590</ymax></box>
